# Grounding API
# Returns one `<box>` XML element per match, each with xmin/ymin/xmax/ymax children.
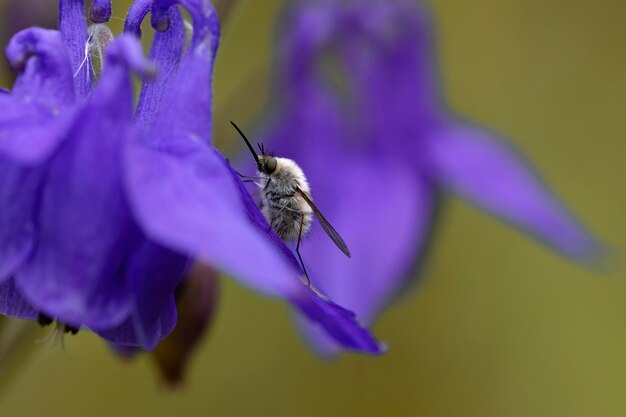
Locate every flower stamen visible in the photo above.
<box><xmin>35</xmin><ymin>313</ymin><xmax>80</xmax><ymax>351</ymax></box>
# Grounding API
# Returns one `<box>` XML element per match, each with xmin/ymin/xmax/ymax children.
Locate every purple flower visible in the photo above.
<box><xmin>260</xmin><ymin>0</ymin><xmax>603</xmax><ymax>354</ymax></box>
<box><xmin>0</xmin><ymin>0</ymin><xmax>382</xmax><ymax>354</ymax></box>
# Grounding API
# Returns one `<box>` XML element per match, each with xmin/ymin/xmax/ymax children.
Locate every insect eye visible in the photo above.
<box><xmin>265</xmin><ymin>157</ymin><xmax>277</xmax><ymax>174</ymax></box>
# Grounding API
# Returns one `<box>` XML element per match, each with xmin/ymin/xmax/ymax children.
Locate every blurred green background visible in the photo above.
<box><xmin>0</xmin><ymin>0</ymin><xmax>625</xmax><ymax>416</ymax></box>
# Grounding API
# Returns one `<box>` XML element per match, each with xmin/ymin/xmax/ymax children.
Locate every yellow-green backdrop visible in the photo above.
<box><xmin>0</xmin><ymin>1</ymin><xmax>624</xmax><ymax>416</ymax></box>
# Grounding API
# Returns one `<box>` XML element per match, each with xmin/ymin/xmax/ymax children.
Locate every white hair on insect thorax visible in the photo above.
<box><xmin>258</xmin><ymin>156</ymin><xmax>314</xmax><ymax>242</ymax></box>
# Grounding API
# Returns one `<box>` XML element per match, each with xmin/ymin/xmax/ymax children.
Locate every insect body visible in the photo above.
<box><xmin>258</xmin><ymin>156</ymin><xmax>313</xmax><ymax>241</ymax></box>
<box><xmin>231</xmin><ymin>121</ymin><xmax>350</xmax><ymax>285</ymax></box>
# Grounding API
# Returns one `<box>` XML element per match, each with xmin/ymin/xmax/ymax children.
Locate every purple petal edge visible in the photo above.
<box><xmin>290</xmin><ymin>288</ymin><xmax>386</xmax><ymax>355</ymax></box>
<box><xmin>428</xmin><ymin>124</ymin><xmax>604</xmax><ymax>264</ymax></box>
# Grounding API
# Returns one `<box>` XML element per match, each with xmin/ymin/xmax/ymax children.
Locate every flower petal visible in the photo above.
<box><xmin>0</xmin><ymin>95</ymin><xmax>74</xmax><ymax>164</ymax></box>
<box><xmin>125</xmin><ymin>136</ymin><xmax>303</xmax><ymax>298</ymax></box>
<box><xmin>15</xmin><ymin>113</ymin><xmax>136</xmax><ymax>329</ymax></box>
<box><xmin>427</xmin><ymin>124</ymin><xmax>602</xmax><ymax>262</ymax></box>
<box><xmin>151</xmin><ymin>263</ymin><xmax>220</xmax><ymax>386</ymax></box>
<box><xmin>0</xmin><ymin>29</ymin><xmax>76</xmax><ymax>164</ymax></box>
<box><xmin>126</xmin><ymin>2</ymin><xmax>186</xmax><ymax>129</ymax></box>
<box><xmin>0</xmin><ymin>31</ymin><xmax>80</xmax><ymax>279</ymax></box>
<box><xmin>15</xmin><ymin>36</ymin><xmax>151</xmax><ymax>328</ymax></box>
<box><xmin>278</xmin><ymin>2</ymin><xmax>335</xmax><ymax>90</ymax></box>
<box><xmin>291</xmin><ymin>289</ymin><xmax>386</xmax><ymax>355</ymax></box>
<box><xmin>97</xmin><ymin>240</ymin><xmax>188</xmax><ymax>349</ymax></box>
<box><xmin>294</xmin><ymin>158</ymin><xmax>436</xmax><ymax>355</ymax></box>
<box><xmin>6</xmin><ymin>28</ymin><xmax>75</xmax><ymax>109</ymax></box>
<box><xmin>0</xmin><ymin>160</ymin><xmax>40</xmax><ymax>281</ymax></box>
<box><xmin>59</xmin><ymin>0</ymin><xmax>92</xmax><ymax>97</ymax></box>
<box><xmin>149</xmin><ymin>0</ymin><xmax>219</xmax><ymax>141</ymax></box>
<box><xmin>126</xmin><ymin>240</ymin><xmax>188</xmax><ymax>347</ymax></box>
<box><xmin>0</xmin><ymin>277</ymin><xmax>38</xmax><ymax>320</ymax></box>
<box><xmin>124</xmin><ymin>0</ymin><xmax>152</xmax><ymax>38</ymax></box>
<box><xmin>97</xmin><ymin>299</ymin><xmax>177</xmax><ymax>350</ymax></box>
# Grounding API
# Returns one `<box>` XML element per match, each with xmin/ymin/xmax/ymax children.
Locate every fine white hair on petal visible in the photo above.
<box><xmin>184</xmin><ymin>19</ymin><xmax>194</xmax><ymax>38</ymax></box>
<box><xmin>74</xmin><ymin>23</ymin><xmax>114</xmax><ymax>79</ymax></box>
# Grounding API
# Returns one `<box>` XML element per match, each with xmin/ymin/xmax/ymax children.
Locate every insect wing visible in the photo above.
<box><xmin>296</xmin><ymin>187</ymin><xmax>351</xmax><ymax>258</ymax></box>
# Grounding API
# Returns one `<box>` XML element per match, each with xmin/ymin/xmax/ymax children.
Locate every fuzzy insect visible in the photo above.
<box><xmin>231</xmin><ymin>121</ymin><xmax>351</xmax><ymax>285</ymax></box>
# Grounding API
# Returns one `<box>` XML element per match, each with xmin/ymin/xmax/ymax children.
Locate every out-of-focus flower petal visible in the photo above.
<box><xmin>293</xmin><ymin>159</ymin><xmax>435</xmax><ymax>355</ymax></box>
<box><xmin>6</xmin><ymin>28</ymin><xmax>75</xmax><ymax>109</ymax></box>
<box><xmin>263</xmin><ymin>88</ymin><xmax>345</xmax><ymax>164</ymax></box>
<box><xmin>151</xmin><ymin>263</ymin><xmax>220</xmax><ymax>387</ymax></box>
<box><xmin>101</xmin><ymin>34</ymin><xmax>155</xmax><ymax>79</ymax></box>
<box><xmin>16</xmin><ymin>114</ymin><xmax>136</xmax><ymax>328</ymax></box>
<box><xmin>98</xmin><ymin>301</ymin><xmax>177</xmax><ymax>350</ymax></box>
<box><xmin>0</xmin><ymin>29</ymin><xmax>76</xmax><ymax>165</ymax></box>
<box><xmin>342</xmin><ymin>0</ymin><xmax>441</xmax><ymax>141</ymax></box>
<box><xmin>126</xmin><ymin>241</ymin><xmax>188</xmax><ymax>348</ymax></box>
<box><xmin>305</xmin><ymin>160</ymin><xmax>435</xmax><ymax>323</ymax></box>
<box><xmin>0</xmin><ymin>29</ymin><xmax>77</xmax><ymax>279</ymax></box>
<box><xmin>98</xmin><ymin>241</ymin><xmax>188</xmax><ymax>349</ymax></box>
<box><xmin>427</xmin><ymin>124</ymin><xmax>602</xmax><ymax>262</ymax></box>
<box><xmin>0</xmin><ymin>95</ymin><xmax>73</xmax><ymax>164</ymax></box>
<box><xmin>15</xmin><ymin>36</ymin><xmax>151</xmax><ymax>329</ymax></box>
<box><xmin>278</xmin><ymin>2</ymin><xmax>335</xmax><ymax>91</ymax></box>
<box><xmin>0</xmin><ymin>162</ymin><xmax>39</xmax><ymax>281</ymax></box>
<box><xmin>0</xmin><ymin>278</ymin><xmax>37</xmax><ymax>319</ymax></box>
<box><xmin>253</xmin><ymin>0</ymin><xmax>605</xmax><ymax>356</ymax></box>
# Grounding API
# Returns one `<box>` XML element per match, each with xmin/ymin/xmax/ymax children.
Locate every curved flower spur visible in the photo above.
<box><xmin>0</xmin><ymin>0</ymin><xmax>383</xmax><ymax>355</ymax></box>
<box><xmin>261</xmin><ymin>0</ymin><xmax>604</xmax><ymax>354</ymax></box>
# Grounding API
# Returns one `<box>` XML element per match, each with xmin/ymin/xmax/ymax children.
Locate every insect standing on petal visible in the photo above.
<box><xmin>231</xmin><ymin>121</ymin><xmax>351</xmax><ymax>286</ymax></box>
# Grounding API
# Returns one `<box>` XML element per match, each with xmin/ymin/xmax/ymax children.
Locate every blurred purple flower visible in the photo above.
<box><xmin>0</xmin><ymin>0</ymin><xmax>382</xmax><ymax>354</ymax></box>
<box><xmin>261</xmin><ymin>0</ymin><xmax>603</xmax><ymax>354</ymax></box>
<box><xmin>1</xmin><ymin>0</ymin><xmax>57</xmax><ymax>62</ymax></box>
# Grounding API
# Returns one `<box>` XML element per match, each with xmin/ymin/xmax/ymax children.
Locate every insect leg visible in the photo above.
<box><xmin>236</xmin><ymin>172</ymin><xmax>264</xmax><ymax>180</ymax></box>
<box><xmin>295</xmin><ymin>215</ymin><xmax>310</xmax><ymax>287</ymax></box>
<box><xmin>273</xmin><ymin>203</ymin><xmax>299</xmax><ymax>216</ymax></box>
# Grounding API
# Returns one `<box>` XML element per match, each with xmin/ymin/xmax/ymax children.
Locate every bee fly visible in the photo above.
<box><xmin>230</xmin><ymin>121</ymin><xmax>351</xmax><ymax>286</ymax></box>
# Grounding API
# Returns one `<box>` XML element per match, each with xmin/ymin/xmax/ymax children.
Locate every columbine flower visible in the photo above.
<box><xmin>0</xmin><ymin>0</ymin><xmax>382</xmax><ymax>354</ymax></box>
<box><xmin>259</xmin><ymin>0</ymin><xmax>603</xmax><ymax>354</ymax></box>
